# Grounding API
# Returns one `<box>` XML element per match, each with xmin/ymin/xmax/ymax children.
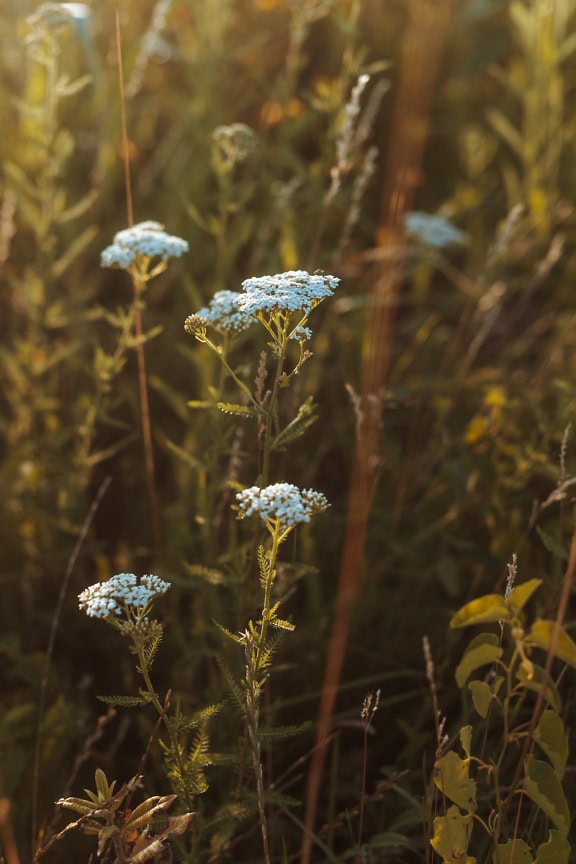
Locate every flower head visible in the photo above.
<box><xmin>101</xmin><ymin>221</ymin><xmax>189</xmax><ymax>270</ymax></box>
<box><xmin>236</xmin><ymin>483</ymin><xmax>329</xmax><ymax>529</ymax></box>
<box><xmin>289</xmin><ymin>325</ymin><xmax>312</xmax><ymax>342</ymax></box>
<box><xmin>79</xmin><ymin>572</ymin><xmax>170</xmax><ymax>619</ymax></box>
<box><xmin>237</xmin><ymin>270</ymin><xmax>339</xmax><ymax>316</ymax></box>
<box><xmin>195</xmin><ymin>290</ymin><xmax>254</xmax><ymax>334</ymax></box>
<box><xmin>404</xmin><ymin>212</ymin><xmax>468</xmax><ymax>250</ymax></box>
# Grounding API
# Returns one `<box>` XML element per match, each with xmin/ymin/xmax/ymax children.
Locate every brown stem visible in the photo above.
<box><xmin>301</xmin><ymin>1</ymin><xmax>456</xmax><ymax>860</ymax></box>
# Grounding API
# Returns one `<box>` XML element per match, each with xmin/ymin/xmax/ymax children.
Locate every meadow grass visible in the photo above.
<box><xmin>1</xmin><ymin>1</ymin><xmax>576</xmax><ymax>862</ymax></box>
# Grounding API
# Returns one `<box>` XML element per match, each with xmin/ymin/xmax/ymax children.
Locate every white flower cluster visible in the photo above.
<box><xmin>78</xmin><ymin>572</ymin><xmax>171</xmax><ymax>618</ymax></box>
<box><xmin>196</xmin><ymin>290</ymin><xmax>253</xmax><ymax>333</ymax></box>
<box><xmin>404</xmin><ymin>212</ymin><xmax>468</xmax><ymax>250</ymax></box>
<box><xmin>236</xmin><ymin>483</ymin><xmax>329</xmax><ymax>528</ymax></box>
<box><xmin>289</xmin><ymin>325</ymin><xmax>312</xmax><ymax>342</ymax></box>
<box><xmin>101</xmin><ymin>221</ymin><xmax>189</xmax><ymax>269</ymax></box>
<box><xmin>237</xmin><ymin>270</ymin><xmax>339</xmax><ymax>315</ymax></box>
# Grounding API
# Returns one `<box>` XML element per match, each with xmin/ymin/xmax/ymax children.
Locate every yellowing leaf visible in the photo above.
<box><xmin>527</xmin><ymin>620</ymin><xmax>576</xmax><ymax>670</ymax></box>
<box><xmin>450</xmin><ymin>595</ymin><xmax>509</xmax><ymax>628</ymax></box>
<box><xmin>506</xmin><ymin>578</ymin><xmax>542</xmax><ymax>613</ymax></box>
<box><xmin>494</xmin><ymin>838</ymin><xmax>533</xmax><ymax>864</ymax></box>
<box><xmin>434</xmin><ymin>751</ymin><xmax>476</xmax><ymax>813</ymax></box>
<box><xmin>430</xmin><ymin>804</ymin><xmax>472</xmax><ymax>863</ymax></box>
<box><xmin>516</xmin><ymin>663</ymin><xmax>561</xmax><ymax>713</ymax></box>
<box><xmin>534</xmin><ymin>829</ymin><xmax>570</xmax><ymax>864</ymax></box>
<box><xmin>455</xmin><ymin>632</ymin><xmax>503</xmax><ymax>688</ymax></box>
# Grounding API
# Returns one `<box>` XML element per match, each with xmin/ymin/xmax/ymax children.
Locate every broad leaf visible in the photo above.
<box><xmin>516</xmin><ymin>663</ymin><xmax>561</xmax><ymax>713</ymax></box>
<box><xmin>524</xmin><ymin>758</ymin><xmax>570</xmax><ymax>833</ymax></box>
<box><xmin>430</xmin><ymin>805</ymin><xmax>473</xmax><ymax>864</ymax></box>
<box><xmin>534</xmin><ymin>829</ymin><xmax>570</xmax><ymax>864</ymax></box>
<box><xmin>493</xmin><ymin>838</ymin><xmax>533</xmax><ymax>864</ymax></box>
<box><xmin>506</xmin><ymin>578</ymin><xmax>542</xmax><ymax>612</ymax></box>
<box><xmin>450</xmin><ymin>595</ymin><xmax>509</xmax><ymax>629</ymax></box>
<box><xmin>434</xmin><ymin>751</ymin><xmax>476</xmax><ymax>813</ymax></box>
<box><xmin>533</xmin><ymin>710</ymin><xmax>568</xmax><ymax>778</ymax></box>
<box><xmin>455</xmin><ymin>633</ymin><xmax>503</xmax><ymax>687</ymax></box>
<box><xmin>469</xmin><ymin>680</ymin><xmax>493</xmax><ymax>719</ymax></box>
<box><xmin>527</xmin><ymin>620</ymin><xmax>576</xmax><ymax>670</ymax></box>
<box><xmin>460</xmin><ymin>725</ymin><xmax>472</xmax><ymax>758</ymax></box>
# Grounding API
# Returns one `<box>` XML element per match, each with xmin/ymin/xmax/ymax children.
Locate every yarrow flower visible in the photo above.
<box><xmin>78</xmin><ymin>572</ymin><xmax>170</xmax><ymax>619</ymax></box>
<box><xmin>195</xmin><ymin>290</ymin><xmax>254</xmax><ymax>334</ymax></box>
<box><xmin>237</xmin><ymin>270</ymin><xmax>339</xmax><ymax>316</ymax></box>
<box><xmin>236</xmin><ymin>483</ymin><xmax>329</xmax><ymax>529</ymax></box>
<box><xmin>404</xmin><ymin>212</ymin><xmax>468</xmax><ymax>250</ymax></box>
<box><xmin>101</xmin><ymin>221</ymin><xmax>189</xmax><ymax>270</ymax></box>
<box><xmin>289</xmin><ymin>325</ymin><xmax>312</xmax><ymax>342</ymax></box>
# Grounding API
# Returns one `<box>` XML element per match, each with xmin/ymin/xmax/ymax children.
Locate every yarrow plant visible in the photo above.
<box><xmin>236</xmin><ymin>482</ymin><xmax>329</xmax><ymax>533</ymax></box>
<box><xmin>185</xmin><ymin>269</ymin><xmax>339</xmax><ymax>485</ymax></box>
<box><xmin>78</xmin><ymin>572</ymin><xmax>170</xmax><ymax>619</ymax></box>
<box><xmin>101</xmin><ymin>220</ymin><xmax>189</xmax><ymax>274</ymax></box>
<box><xmin>77</xmin><ymin>572</ymin><xmax>215</xmax><ymax>811</ymax></box>
<box><xmin>100</xmin><ymin>221</ymin><xmax>189</xmax><ymax>551</ymax></box>
<box><xmin>195</xmin><ymin>289</ymin><xmax>254</xmax><ymax>334</ymax></box>
<box><xmin>225</xmin><ymin>482</ymin><xmax>329</xmax><ymax>864</ymax></box>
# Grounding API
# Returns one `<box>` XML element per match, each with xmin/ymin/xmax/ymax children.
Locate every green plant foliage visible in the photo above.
<box><xmin>2</xmin><ymin>0</ymin><xmax>576</xmax><ymax>861</ymax></box>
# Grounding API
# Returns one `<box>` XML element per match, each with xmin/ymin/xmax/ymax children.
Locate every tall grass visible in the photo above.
<box><xmin>1</xmin><ymin>1</ymin><xmax>576</xmax><ymax>862</ymax></box>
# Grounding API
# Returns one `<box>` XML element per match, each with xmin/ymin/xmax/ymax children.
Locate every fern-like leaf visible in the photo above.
<box><xmin>97</xmin><ymin>694</ymin><xmax>152</xmax><ymax>708</ymax></box>
<box><xmin>216</xmin><ymin>402</ymin><xmax>254</xmax><ymax>417</ymax></box>
<box><xmin>216</xmin><ymin>654</ymin><xmax>246</xmax><ymax>716</ymax></box>
<box><xmin>271</xmin><ymin>396</ymin><xmax>317</xmax><ymax>450</ymax></box>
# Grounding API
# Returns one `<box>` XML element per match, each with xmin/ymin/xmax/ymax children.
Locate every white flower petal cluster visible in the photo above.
<box><xmin>289</xmin><ymin>325</ymin><xmax>312</xmax><ymax>342</ymax></box>
<box><xmin>236</xmin><ymin>483</ymin><xmax>329</xmax><ymax>528</ymax></box>
<box><xmin>101</xmin><ymin>221</ymin><xmax>189</xmax><ymax>269</ymax></box>
<box><xmin>79</xmin><ymin>572</ymin><xmax>171</xmax><ymax>618</ymax></box>
<box><xmin>196</xmin><ymin>290</ymin><xmax>254</xmax><ymax>333</ymax></box>
<box><xmin>404</xmin><ymin>212</ymin><xmax>468</xmax><ymax>250</ymax></box>
<box><xmin>237</xmin><ymin>270</ymin><xmax>339</xmax><ymax>315</ymax></box>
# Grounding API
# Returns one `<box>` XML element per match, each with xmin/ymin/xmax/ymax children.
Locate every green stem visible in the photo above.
<box><xmin>203</xmin><ymin>333</ymin><xmax>261</xmax><ymax>409</ymax></box>
<box><xmin>254</xmin><ymin>524</ymin><xmax>281</xmax><ymax>674</ymax></box>
<box><xmin>261</xmin><ymin>336</ymin><xmax>288</xmax><ymax>485</ymax></box>
<box><xmin>134</xmin><ymin>639</ymin><xmax>192</xmax><ymax>810</ymax></box>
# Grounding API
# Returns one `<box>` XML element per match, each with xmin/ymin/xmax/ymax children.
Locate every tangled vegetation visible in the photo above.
<box><xmin>1</xmin><ymin>1</ymin><xmax>576</xmax><ymax>862</ymax></box>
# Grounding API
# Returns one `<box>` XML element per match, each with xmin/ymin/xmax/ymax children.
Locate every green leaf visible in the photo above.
<box><xmin>269</xmin><ymin>617</ymin><xmax>295</xmax><ymax>631</ymax></box>
<box><xmin>430</xmin><ymin>804</ymin><xmax>473</xmax><ymax>863</ymax></box>
<box><xmin>534</xmin><ymin>829</ymin><xmax>570</xmax><ymax>864</ymax></box>
<box><xmin>535</xmin><ymin>527</ymin><xmax>568</xmax><ymax>561</ymax></box>
<box><xmin>459</xmin><ymin>726</ymin><xmax>472</xmax><ymax>758</ymax></box>
<box><xmin>527</xmin><ymin>620</ymin><xmax>576</xmax><ymax>669</ymax></box>
<box><xmin>506</xmin><ymin>578</ymin><xmax>542</xmax><ymax>612</ymax></box>
<box><xmin>434</xmin><ymin>751</ymin><xmax>476</xmax><ymax>813</ymax></box>
<box><xmin>455</xmin><ymin>633</ymin><xmax>503</xmax><ymax>687</ymax></box>
<box><xmin>216</xmin><ymin>402</ymin><xmax>254</xmax><ymax>417</ymax></box>
<box><xmin>493</xmin><ymin>838</ymin><xmax>533</xmax><ymax>864</ymax></box>
<box><xmin>450</xmin><ymin>595</ymin><xmax>509</xmax><ymax>629</ymax></box>
<box><xmin>524</xmin><ymin>758</ymin><xmax>570</xmax><ymax>833</ymax></box>
<box><xmin>271</xmin><ymin>396</ymin><xmax>317</xmax><ymax>450</ymax></box>
<box><xmin>533</xmin><ymin>710</ymin><xmax>568</xmax><ymax>778</ymax></box>
<box><xmin>469</xmin><ymin>680</ymin><xmax>493</xmax><ymax>719</ymax></box>
<box><xmin>97</xmin><ymin>694</ymin><xmax>151</xmax><ymax>707</ymax></box>
<box><xmin>486</xmin><ymin>107</ymin><xmax>525</xmax><ymax>159</ymax></box>
<box><xmin>516</xmin><ymin>663</ymin><xmax>561</xmax><ymax>713</ymax></box>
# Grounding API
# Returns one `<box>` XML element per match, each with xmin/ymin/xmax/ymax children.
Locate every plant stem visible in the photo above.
<box><xmin>254</xmin><ymin>525</ymin><xmax>281</xmax><ymax>675</ymax></box>
<box><xmin>134</xmin><ymin>640</ymin><xmax>192</xmax><ymax>810</ymax></box>
<box><xmin>245</xmin><ymin>635</ymin><xmax>272</xmax><ymax>864</ymax></box>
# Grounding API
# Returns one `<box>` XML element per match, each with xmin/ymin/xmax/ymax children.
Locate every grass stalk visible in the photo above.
<box><xmin>301</xmin><ymin>1</ymin><xmax>456</xmax><ymax>859</ymax></box>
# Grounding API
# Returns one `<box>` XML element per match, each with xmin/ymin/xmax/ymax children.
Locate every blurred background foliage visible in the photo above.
<box><xmin>1</xmin><ymin>0</ymin><xmax>576</xmax><ymax>860</ymax></box>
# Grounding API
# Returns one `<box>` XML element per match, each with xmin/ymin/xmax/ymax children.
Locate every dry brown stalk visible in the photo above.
<box><xmin>301</xmin><ymin>2</ymin><xmax>457</xmax><ymax>860</ymax></box>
